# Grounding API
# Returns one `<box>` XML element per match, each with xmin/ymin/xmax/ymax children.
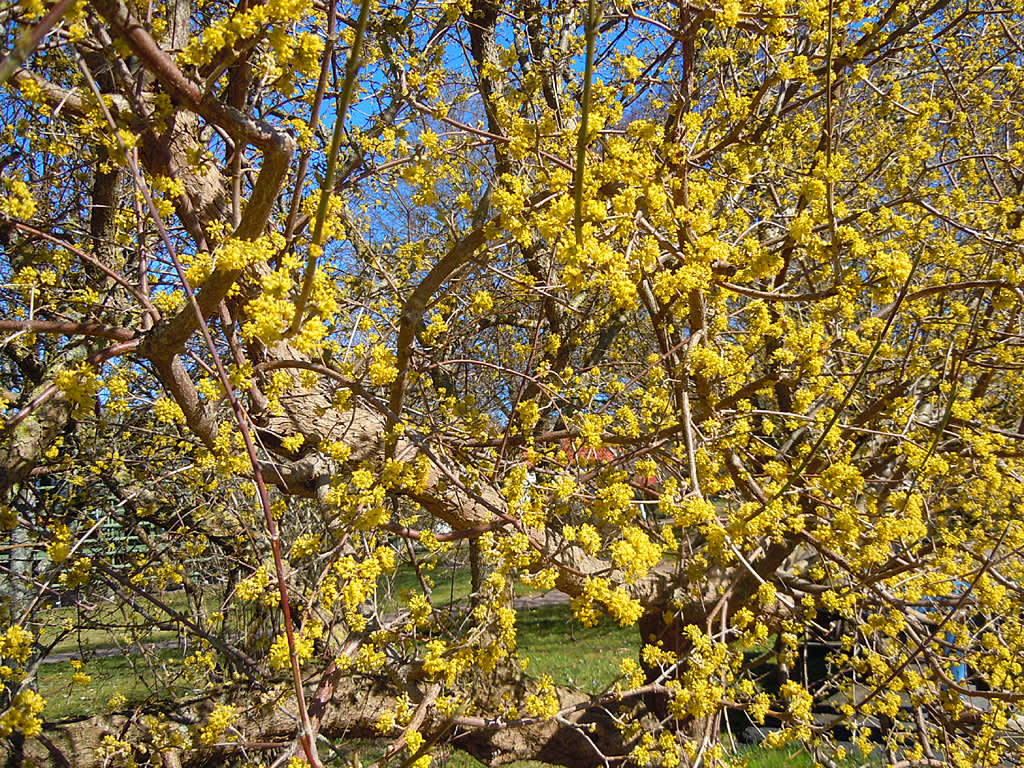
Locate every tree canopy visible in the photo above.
<box><xmin>3</xmin><ymin>0</ymin><xmax>1024</xmax><ymax>765</ymax></box>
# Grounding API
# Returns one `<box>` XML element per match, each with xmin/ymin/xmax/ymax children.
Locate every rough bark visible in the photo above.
<box><xmin>0</xmin><ymin>389</ymin><xmax>72</xmax><ymax>497</ymax></box>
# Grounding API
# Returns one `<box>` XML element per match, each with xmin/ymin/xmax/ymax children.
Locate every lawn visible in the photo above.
<box><xmin>33</xmin><ymin>587</ymin><xmax>206</xmax><ymax>657</ymax></box>
<box><xmin>381</xmin><ymin>561</ymin><xmax>478</xmax><ymax>612</ymax></box>
<box><xmin>28</xmin><ymin>570</ymin><xmax>866</xmax><ymax>767</ymax></box>
<box><xmin>516</xmin><ymin>602</ymin><xmax>634</xmax><ymax>694</ymax></box>
<box><xmin>37</xmin><ymin>648</ymin><xmax>187</xmax><ymax>721</ymax></box>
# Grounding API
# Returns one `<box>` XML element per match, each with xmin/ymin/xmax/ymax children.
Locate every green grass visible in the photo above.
<box><xmin>385</xmin><ymin>567</ymin><xmax>636</xmax><ymax>694</ymax></box>
<box><xmin>736</xmin><ymin>744</ymin><xmax>820</xmax><ymax>768</ymax></box>
<box><xmin>38</xmin><ymin>617</ymin><xmax>180</xmax><ymax>659</ymax></box>
<box><xmin>379</xmin><ymin>562</ymin><xmax>477</xmax><ymax>612</ymax></box>
<box><xmin>33</xmin><ymin>588</ymin><xmax>208</xmax><ymax>657</ymax></box>
<box><xmin>517</xmin><ymin>602</ymin><xmax>635</xmax><ymax>694</ymax></box>
<box><xmin>732</xmin><ymin>743</ymin><xmax>875</xmax><ymax>768</ymax></box>
<box><xmin>27</xmin><ymin>572</ymin><xmax>867</xmax><ymax>768</ymax></box>
<box><xmin>378</xmin><ymin>561</ymin><xmax>546</xmax><ymax>614</ymax></box>
<box><xmin>37</xmin><ymin>647</ymin><xmax>196</xmax><ymax>721</ymax></box>
<box><xmin>317</xmin><ymin>599</ymin><xmax>634</xmax><ymax>768</ymax></box>
<box><xmin>32</xmin><ymin>582</ymin><xmax>631</xmax><ymax>721</ymax></box>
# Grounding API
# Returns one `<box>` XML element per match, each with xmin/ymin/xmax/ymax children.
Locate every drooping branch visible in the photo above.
<box><xmin>27</xmin><ymin>659</ymin><xmax>634</xmax><ymax>768</ymax></box>
<box><xmin>89</xmin><ymin>0</ymin><xmax>295</xmax><ymax>356</ymax></box>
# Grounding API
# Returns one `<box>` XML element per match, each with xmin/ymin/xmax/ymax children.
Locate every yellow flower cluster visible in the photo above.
<box><xmin>779</xmin><ymin>680</ymin><xmax>814</xmax><ymax>723</ymax></box>
<box><xmin>0</xmin><ymin>690</ymin><xmax>46</xmax><ymax>738</ymax></box>
<box><xmin>619</xmin><ymin>658</ymin><xmax>646</xmax><ymax>690</ymax></box>
<box><xmin>235</xmin><ymin>565</ymin><xmax>279</xmax><ymax>606</ymax></box>
<box><xmin>594</xmin><ymin>479</ymin><xmax>637</xmax><ymax>525</ymax></box>
<box><xmin>630</xmin><ymin>731</ymin><xmax>682</xmax><ymax>768</ymax></box>
<box><xmin>577</xmin><ymin>413</ymin><xmax>611</xmax><ymax>449</ymax></box>
<box><xmin>153</xmin><ymin>396</ymin><xmax>186</xmax><ymax>425</ymax></box>
<box><xmin>288</xmin><ymin>532</ymin><xmax>320</xmax><ymax>561</ymax></box>
<box><xmin>319</xmin><ymin>548</ymin><xmax>395</xmax><ymax>628</ymax></box>
<box><xmin>200</xmin><ymin>703</ymin><xmax>238</xmax><ymax>744</ymax></box>
<box><xmin>368</xmin><ymin>346</ymin><xmax>399</xmax><ymax>386</ymax></box>
<box><xmin>407</xmin><ymin>593</ymin><xmax>432</xmax><ymax>628</ymax></box>
<box><xmin>572</xmin><ymin>577</ymin><xmax>643</xmax><ymax>627</ymax></box>
<box><xmin>662</xmin><ymin>626</ymin><xmax>733</xmax><ymax>720</ymax></box>
<box><xmin>46</xmin><ymin>523</ymin><xmax>72</xmax><ymax>563</ymax></box>
<box><xmin>520</xmin><ymin>567</ymin><xmax>557</xmax><ymax>592</ymax></box>
<box><xmin>95</xmin><ymin>734</ymin><xmax>136</xmax><ymax>766</ymax></box>
<box><xmin>70</xmin><ymin>659</ymin><xmax>91</xmax><ymax>686</ymax></box>
<box><xmin>610</xmin><ymin>527</ymin><xmax>662</xmax><ymax>582</ymax></box>
<box><xmin>54</xmin><ymin>362</ymin><xmax>101</xmax><ymax>418</ymax></box>
<box><xmin>470</xmin><ymin>290</ymin><xmax>493</xmax><ymax>314</ymax></box>
<box><xmin>267</xmin><ymin>626</ymin><xmax>317</xmax><ymax>672</ymax></box>
<box><xmin>0</xmin><ymin>176</ymin><xmax>37</xmax><ymax>219</ymax></box>
<box><xmin>280</xmin><ymin>433</ymin><xmax>305</xmax><ymax>453</ymax></box>
<box><xmin>420</xmin><ymin>639</ymin><xmax>448</xmax><ymax>679</ymax></box>
<box><xmin>0</xmin><ymin>625</ymin><xmax>34</xmax><ymax>676</ymax></box>
<box><xmin>179</xmin><ymin>0</ymin><xmax>311</xmax><ymax>67</ymax></box>
<box><xmin>241</xmin><ymin>248</ymin><xmax>337</xmax><ymax>347</ymax></box>
<box><xmin>516</xmin><ymin>400</ymin><xmax>540</xmax><ymax>432</ymax></box>
<box><xmin>59</xmin><ymin>557</ymin><xmax>92</xmax><ymax>589</ymax></box>
<box><xmin>521</xmin><ymin>674</ymin><xmax>559</xmax><ymax>718</ymax></box>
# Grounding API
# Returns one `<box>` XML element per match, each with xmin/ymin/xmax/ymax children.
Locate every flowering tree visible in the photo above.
<box><xmin>3</xmin><ymin>0</ymin><xmax>1024</xmax><ymax>765</ymax></box>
